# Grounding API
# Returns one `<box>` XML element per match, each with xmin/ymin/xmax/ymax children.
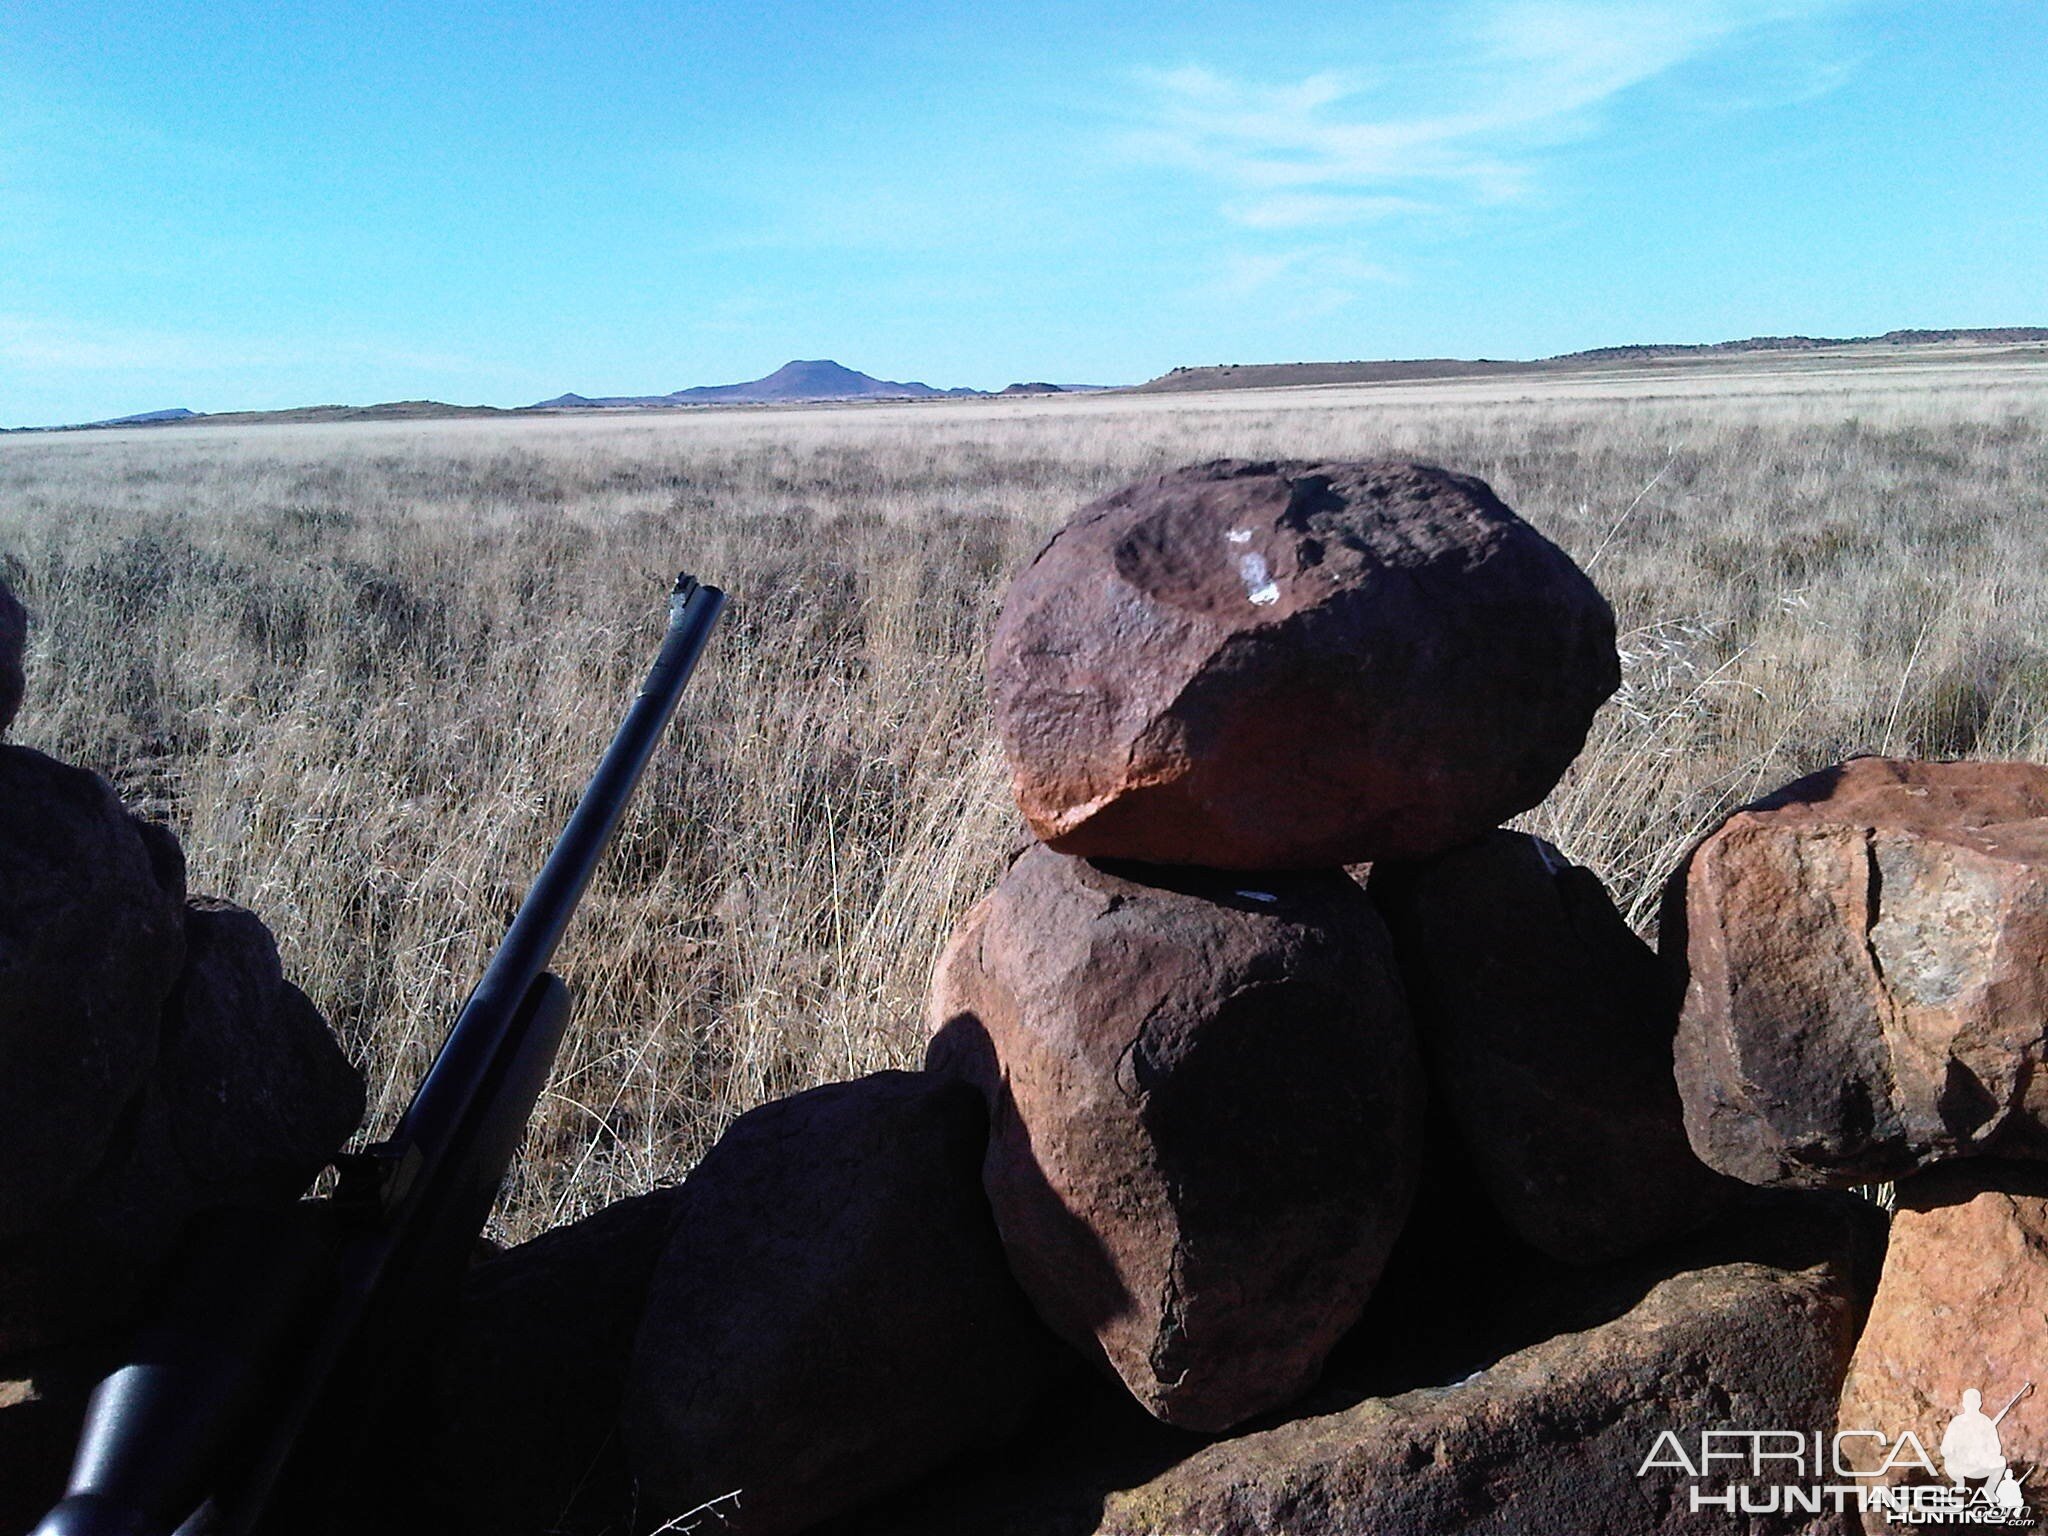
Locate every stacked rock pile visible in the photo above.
<box><xmin>425</xmin><ymin>461</ymin><xmax>1872</xmax><ymax>1536</ymax></box>
<box><xmin>1665</xmin><ymin>756</ymin><xmax>2048</xmax><ymax>1487</ymax></box>
<box><xmin>0</xmin><ymin>575</ymin><xmax>366</xmax><ymax>1529</ymax></box>
<box><xmin>927</xmin><ymin>456</ymin><xmax>1721</xmax><ymax>1431</ymax></box>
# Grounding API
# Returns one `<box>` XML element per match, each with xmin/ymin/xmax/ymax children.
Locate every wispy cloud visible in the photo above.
<box><xmin>1125</xmin><ymin>0</ymin><xmax>1854</xmax><ymax>230</ymax></box>
<box><xmin>0</xmin><ymin>315</ymin><xmax>477</xmax><ymax>378</ymax></box>
<box><xmin>1200</xmin><ymin>248</ymin><xmax>1403</xmax><ymax>321</ymax></box>
<box><xmin>0</xmin><ymin>316</ymin><xmax>237</xmax><ymax>372</ymax></box>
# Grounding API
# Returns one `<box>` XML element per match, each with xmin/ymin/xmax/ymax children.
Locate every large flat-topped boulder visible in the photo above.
<box><xmin>988</xmin><ymin>459</ymin><xmax>1618</xmax><ymax>868</ymax></box>
<box><xmin>1668</xmin><ymin>757</ymin><xmax>2048</xmax><ymax>1187</ymax></box>
<box><xmin>829</xmin><ymin>1194</ymin><xmax>1883</xmax><ymax>1536</ymax></box>
<box><xmin>927</xmin><ymin>845</ymin><xmax>1423</xmax><ymax>1432</ymax></box>
<box><xmin>1371</xmin><ymin>832</ymin><xmax>1732</xmax><ymax>1262</ymax></box>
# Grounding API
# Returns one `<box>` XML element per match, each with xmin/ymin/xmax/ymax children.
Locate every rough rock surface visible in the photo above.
<box><xmin>0</xmin><ymin>745</ymin><xmax>187</xmax><ymax>1238</ymax></box>
<box><xmin>432</xmin><ymin>1189</ymin><xmax>683</xmax><ymax>1536</ymax></box>
<box><xmin>829</xmin><ymin>1194</ymin><xmax>1884</xmax><ymax>1536</ymax></box>
<box><xmin>621</xmin><ymin>1072</ymin><xmax>1066</xmax><ymax>1536</ymax></box>
<box><xmin>1837</xmin><ymin>1162</ymin><xmax>2048</xmax><ymax>1479</ymax></box>
<box><xmin>1668</xmin><ymin>757</ymin><xmax>2048</xmax><ymax>1187</ymax></box>
<box><xmin>0</xmin><ymin>895</ymin><xmax>363</xmax><ymax>1354</ymax></box>
<box><xmin>926</xmin><ymin>845</ymin><xmax>1424</xmax><ymax>1432</ymax></box>
<box><xmin>157</xmin><ymin>898</ymin><xmax>364</xmax><ymax>1193</ymax></box>
<box><xmin>1371</xmin><ymin>832</ymin><xmax>1732</xmax><ymax>1262</ymax></box>
<box><xmin>0</xmin><ymin>576</ymin><xmax>23</xmax><ymax>736</ymax></box>
<box><xmin>987</xmin><ymin>459</ymin><xmax>1618</xmax><ymax>869</ymax></box>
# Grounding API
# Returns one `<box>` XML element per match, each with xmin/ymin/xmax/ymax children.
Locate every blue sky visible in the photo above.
<box><xmin>1</xmin><ymin>1</ymin><xmax>2042</xmax><ymax>423</ymax></box>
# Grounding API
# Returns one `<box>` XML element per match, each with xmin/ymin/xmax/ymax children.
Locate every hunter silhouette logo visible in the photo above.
<box><xmin>1944</xmin><ymin>1387</ymin><xmax>2026</xmax><ymax>1489</ymax></box>
<box><xmin>1637</xmin><ymin>1380</ymin><xmax>2039</xmax><ymax>1525</ymax></box>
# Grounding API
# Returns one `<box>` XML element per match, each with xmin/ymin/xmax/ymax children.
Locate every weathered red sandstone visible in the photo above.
<box><xmin>987</xmin><ymin>459</ymin><xmax>1618</xmax><ymax>868</ymax></box>
<box><xmin>1838</xmin><ymin>1162</ymin><xmax>2048</xmax><ymax>1485</ymax></box>
<box><xmin>926</xmin><ymin>845</ymin><xmax>1423</xmax><ymax>1431</ymax></box>
<box><xmin>836</xmin><ymin>1194</ymin><xmax>1882</xmax><ymax>1536</ymax></box>
<box><xmin>1668</xmin><ymin>757</ymin><xmax>2048</xmax><ymax>1187</ymax></box>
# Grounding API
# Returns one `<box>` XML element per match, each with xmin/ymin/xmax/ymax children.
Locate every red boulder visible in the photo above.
<box><xmin>1669</xmin><ymin>757</ymin><xmax>2048</xmax><ymax>1187</ymax></box>
<box><xmin>988</xmin><ymin>460</ymin><xmax>1618</xmax><ymax>869</ymax></box>
<box><xmin>622</xmin><ymin>1072</ymin><xmax>1065</xmax><ymax>1536</ymax></box>
<box><xmin>927</xmin><ymin>845</ymin><xmax>1423</xmax><ymax>1431</ymax></box>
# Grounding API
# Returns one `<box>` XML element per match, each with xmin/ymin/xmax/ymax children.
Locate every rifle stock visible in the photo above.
<box><xmin>36</xmin><ymin>573</ymin><xmax>726</xmax><ymax>1536</ymax></box>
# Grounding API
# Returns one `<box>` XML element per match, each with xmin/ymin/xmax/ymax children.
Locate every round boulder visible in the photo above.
<box><xmin>926</xmin><ymin>845</ymin><xmax>1424</xmax><ymax>1432</ymax></box>
<box><xmin>0</xmin><ymin>574</ymin><xmax>24</xmax><ymax>735</ymax></box>
<box><xmin>156</xmin><ymin>897</ymin><xmax>365</xmax><ymax>1193</ymax></box>
<box><xmin>622</xmin><ymin>1071</ymin><xmax>1066</xmax><ymax>1536</ymax></box>
<box><xmin>1668</xmin><ymin>757</ymin><xmax>2048</xmax><ymax>1187</ymax></box>
<box><xmin>432</xmin><ymin>1188</ymin><xmax>683</xmax><ymax>1536</ymax></box>
<box><xmin>988</xmin><ymin>459</ymin><xmax>1618</xmax><ymax>869</ymax></box>
<box><xmin>1370</xmin><ymin>832</ymin><xmax>1732</xmax><ymax>1263</ymax></box>
<box><xmin>0</xmin><ymin>894</ymin><xmax>363</xmax><ymax>1353</ymax></box>
<box><xmin>0</xmin><ymin>745</ymin><xmax>187</xmax><ymax>1239</ymax></box>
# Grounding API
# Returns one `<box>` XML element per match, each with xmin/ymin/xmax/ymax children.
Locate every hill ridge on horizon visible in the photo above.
<box><xmin>12</xmin><ymin>328</ymin><xmax>2045</xmax><ymax>430</ymax></box>
<box><xmin>1134</xmin><ymin>327</ymin><xmax>2048</xmax><ymax>394</ymax></box>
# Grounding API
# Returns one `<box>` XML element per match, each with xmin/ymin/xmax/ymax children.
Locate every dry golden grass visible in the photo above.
<box><xmin>3</xmin><ymin>359</ymin><xmax>2045</xmax><ymax>1239</ymax></box>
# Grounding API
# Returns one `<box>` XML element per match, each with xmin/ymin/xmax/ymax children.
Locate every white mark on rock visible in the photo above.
<box><xmin>1225</xmin><ymin>527</ymin><xmax>1253</xmax><ymax>545</ymax></box>
<box><xmin>1238</xmin><ymin>551</ymin><xmax>1280</xmax><ymax>606</ymax></box>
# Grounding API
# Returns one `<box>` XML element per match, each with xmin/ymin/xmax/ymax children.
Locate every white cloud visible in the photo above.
<box><xmin>1125</xmin><ymin>0</ymin><xmax>1854</xmax><ymax>228</ymax></box>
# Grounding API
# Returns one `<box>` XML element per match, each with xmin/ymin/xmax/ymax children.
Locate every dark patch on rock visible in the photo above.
<box><xmin>622</xmin><ymin>1071</ymin><xmax>1067</xmax><ymax>1536</ymax></box>
<box><xmin>1372</xmin><ymin>831</ymin><xmax>1733</xmax><ymax>1261</ymax></box>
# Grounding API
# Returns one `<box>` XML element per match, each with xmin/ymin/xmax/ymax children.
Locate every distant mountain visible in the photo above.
<box><xmin>531</xmin><ymin>359</ymin><xmax>988</xmax><ymax>409</ymax></box>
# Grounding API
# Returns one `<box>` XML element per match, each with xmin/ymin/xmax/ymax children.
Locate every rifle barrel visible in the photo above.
<box><xmin>34</xmin><ymin>572</ymin><xmax>726</xmax><ymax>1536</ymax></box>
<box><xmin>390</xmin><ymin>572</ymin><xmax>725</xmax><ymax>1198</ymax></box>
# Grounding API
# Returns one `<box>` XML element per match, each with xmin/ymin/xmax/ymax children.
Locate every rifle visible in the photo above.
<box><xmin>34</xmin><ymin>572</ymin><xmax>727</xmax><ymax>1536</ymax></box>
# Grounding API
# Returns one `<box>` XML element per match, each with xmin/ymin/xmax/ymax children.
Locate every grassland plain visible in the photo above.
<box><xmin>2</xmin><ymin>352</ymin><xmax>2045</xmax><ymax>1240</ymax></box>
